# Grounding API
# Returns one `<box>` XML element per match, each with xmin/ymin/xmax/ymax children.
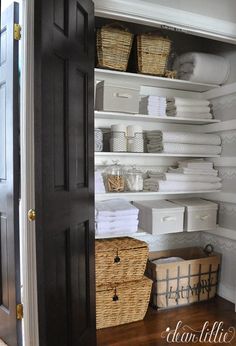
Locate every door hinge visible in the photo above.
<box><xmin>14</xmin><ymin>24</ymin><xmax>22</xmax><ymax>41</ymax></box>
<box><xmin>16</xmin><ymin>303</ymin><xmax>24</xmax><ymax>320</ymax></box>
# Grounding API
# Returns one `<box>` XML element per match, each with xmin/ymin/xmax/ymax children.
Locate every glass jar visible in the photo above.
<box><xmin>125</xmin><ymin>166</ymin><xmax>143</xmax><ymax>192</ymax></box>
<box><xmin>106</xmin><ymin>162</ymin><xmax>125</xmax><ymax>192</ymax></box>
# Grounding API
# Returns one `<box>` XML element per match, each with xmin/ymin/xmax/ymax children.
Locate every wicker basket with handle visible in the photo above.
<box><xmin>96</xmin><ymin>24</ymin><xmax>134</xmax><ymax>71</ymax></box>
<box><xmin>137</xmin><ymin>33</ymin><xmax>171</xmax><ymax>76</ymax></box>
<box><xmin>96</xmin><ymin>276</ymin><xmax>152</xmax><ymax>329</ymax></box>
<box><xmin>96</xmin><ymin>237</ymin><xmax>148</xmax><ymax>286</ymax></box>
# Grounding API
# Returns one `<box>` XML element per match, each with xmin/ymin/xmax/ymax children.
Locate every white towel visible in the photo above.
<box><xmin>163</xmin><ymin>143</ymin><xmax>221</xmax><ymax>155</ymax></box>
<box><xmin>167</xmin><ymin>97</ymin><xmax>210</xmax><ymax>107</ymax></box>
<box><xmin>158</xmin><ymin>180</ymin><xmax>222</xmax><ymax>192</ymax></box>
<box><xmin>168</xmin><ymin>167</ymin><xmax>218</xmax><ymax>176</ymax></box>
<box><xmin>96</xmin><ymin>219</ymin><xmax>139</xmax><ymax>231</ymax></box>
<box><xmin>96</xmin><ymin>225</ymin><xmax>138</xmax><ymax>236</ymax></box>
<box><xmin>162</xmin><ymin>131</ymin><xmax>221</xmax><ymax>145</ymax></box>
<box><xmin>174</xmin><ymin>52</ymin><xmax>230</xmax><ymax>85</ymax></box>
<box><xmin>166</xmin><ymin>111</ymin><xmax>212</xmax><ymax>119</ymax></box>
<box><xmin>166</xmin><ymin>105</ymin><xmax>211</xmax><ymax>114</ymax></box>
<box><xmin>165</xmin><ymin>173</ymin><xmax>221</xmax><ymax>183</ymax></box>
<box><xmin>178</xmin><ymin>159</ymin><xmax>213</xmax><ymax>170</ymax></box>
<box><xmin>153</xmin><ymin>257</ymin><xmax>184</xmax><ymax>265</ymax></box>
<box><xmin>95</xmin><ymin>199</ymin><xmax>139</xmax><ymax>217</ymax></box>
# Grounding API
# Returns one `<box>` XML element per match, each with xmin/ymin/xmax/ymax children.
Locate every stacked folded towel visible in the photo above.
<box><xmin>173</xmin><ymin>52</ymin><xmax>230</xmax><ymax>85</ymax></box>
<box><xmin>95</xmin><ymin>128</ymin><xmax>103</xmax><ymax>152</ymax></box>
<box><xmin>139</xmin><ymin>96</ymin><xmax>166</xmax><ymax>116</ymax></box>
<box><xmin>95</xmin><ymin>171</ymin><xmax>106</xmax><ymax>193</ymax></box>
<box><xmin>95</xmin><ymin>199</ymin><xmax>139</xmax><ymax>236</ymax></box>
<box><xmin>166</xmin><ymin>97</ymin><xmax>212</xmax><ymax>119</ymax></box>
<box><xmin>146</xmin><ymin>130</ymin><xmax>221</xmax><ymax>155</ymax></box>
<box><xmin>143</xmin><ymin>159</ymin><xmax>222</xmax><ymax>192</ymax></box>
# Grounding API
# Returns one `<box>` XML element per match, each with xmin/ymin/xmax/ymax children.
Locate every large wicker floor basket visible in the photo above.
<box><xmin>96</xmin><ymin>237</ymin><xmax>148</xmax><ymax>286</ymax></box>
<box><xmin>146</xmin><ymin>246</ymin><xmax>221</xmax><ymax>309</ymax></box>
<box><xmin>96</xmin><ymin>276</ymin><xmax>152</xmax><ymax>329</ymax></box>
<box><xmin>137</xmin><ymin>33</ymin><xmax>171</xmax><ymax>76</ymax></box>
<box><xmin>97</xmin><ymin>24</ymin><xmax>134</xmax><ymax>71</ymax></box>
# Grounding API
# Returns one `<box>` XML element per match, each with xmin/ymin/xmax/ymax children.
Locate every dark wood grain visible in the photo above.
<box><xmin>97</xmin><ymin>297</ymin><xmax>236</xmax><ymax>346</ymax></box>
<box><xmin>34</xmin><ymin>0</ymin><xmax>95</xmax><ymax>345</ymax></box>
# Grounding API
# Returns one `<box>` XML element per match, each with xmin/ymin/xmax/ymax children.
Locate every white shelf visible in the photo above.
<box><xmin>205</xmin><ymin>226</ymin><xmax>236</xmax><ymax>241</ymax></box>
<box><xmin>95</xmin><ymin>111</ymin><xmax>220</xmax><ymax>125</ymax></box>
<box><xmin>96</xmin><ymin>191</ymin><xmax>221</xmax><ymax>201</ymax></box>
<box><xmin>95</xmin><ymin>152</ymin><xmax>220</xmax><ymax>158</ymax></box>
<box><xmin>95</xmin><ymin>68</ymin><xmax>219</xmax><ymax>92</ymax></box>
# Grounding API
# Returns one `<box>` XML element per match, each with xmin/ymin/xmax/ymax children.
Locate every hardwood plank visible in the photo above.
<box><xmin>97</xmin><ymin>297</ymin><xmax>236</xmax><ymax>346</ymax></box>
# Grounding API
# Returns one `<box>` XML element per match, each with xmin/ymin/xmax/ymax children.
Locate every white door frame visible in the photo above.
<box><xmin>20</xmin><ymin>0</ymin><xmax>39</xmax><ymax>344</ymax></box>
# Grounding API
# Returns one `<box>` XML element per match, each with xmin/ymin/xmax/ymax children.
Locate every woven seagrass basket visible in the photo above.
<box><xmin>137</xmin><ymin>33</ymin><xmax>171</xmax><ymax>76</ymax></box>
<box><xmin>96</xmin><ymin>24</ymin><xmax>134</xmax><ymax>71</ymax></box>
<box><xmin>96</xmin><ymin>276</ymin><xmax>152</xmax><ymax>329</ymax></box>
<box><xmin>96</xmin><ymin>237</ymin><xmax>148</xmax><ymax>286</ymax></box>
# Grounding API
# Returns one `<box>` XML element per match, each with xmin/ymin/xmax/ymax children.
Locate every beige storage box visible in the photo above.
<box><xmin>96</xmin><ymin>276</ymin><xmax>152</xmax><ymax>329</ymax></box>
<box><xmin>95</xmin><ymin>81</ymin><xmax>140</xmax><ymax>113</ymax></box>
<box><xmin>169</xmin><ymin>198</ymin><xmax>218</xmax><ymax>232</ymax></box>
<box><xmin>133</xmin><ymin>200</ymin><xmax>185</xmax><ymax>235</ymax></box>
<box><xmin>95</xmin><ymin>237</ymin><xmax>148</xmax><ymax>286</ymax></box>
<box><xmin>146</xmin><ymin>246</ymin><xmax>221</xmax><ymax>309</ymax></box>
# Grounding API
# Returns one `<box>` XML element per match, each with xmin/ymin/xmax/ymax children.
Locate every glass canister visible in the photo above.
<box><xmin>106</xmin><ymin>161</ymin><xmax>125</xmax><ymax>192</ymax></box>
<box><xmin>125</xmin><ymin>166</ymin><xmax>143</xmax><ymax>192</ymax></box>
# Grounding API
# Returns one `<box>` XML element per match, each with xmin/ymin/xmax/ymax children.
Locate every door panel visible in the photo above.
<box><xmin>34</xmin><ymin>0</ymin><xmax>95</xmax><ymax>345</ymax></box>
<box><xmin>0</xmin><ymin>3</ymin><xmax>21</xmax><ymax>346</ymax></box>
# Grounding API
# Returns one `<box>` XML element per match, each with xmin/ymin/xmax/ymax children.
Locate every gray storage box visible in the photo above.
<box><xmin>95</xmin><ymin>81</ymin><xmax>139</xmax><ymax>114</ymax></box>
<box><xmin>133</xmin><ymin>200</ymin><xmax>185</xmax><ymax>235</ymax></box>
<box><xmin>169</xmin><ymin>198</ymin><xmax>218</xmax><ymax>232</ymax></box>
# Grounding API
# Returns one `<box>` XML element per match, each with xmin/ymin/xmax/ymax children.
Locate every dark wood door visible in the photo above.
<box><xmin>0</xmin><ymin>3</ymin><xmax>21</xmax><ymax>346</ymax></box>
<box><xmin>34</xmin><ymin>0</ymin><xmax>96</xmax><ymax>345</ymax></box>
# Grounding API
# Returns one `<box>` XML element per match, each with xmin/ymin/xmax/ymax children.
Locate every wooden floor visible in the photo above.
<box><xmin>97</xmin><ymin>297</ymin><xmax>236</xmax><ymax>346</ymax></box>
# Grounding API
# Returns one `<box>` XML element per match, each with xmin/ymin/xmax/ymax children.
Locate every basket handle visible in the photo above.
<box><xmin>112</xmin><ymin>289</ymin><xmax>119</xmax><ymax>302</ymax></box>
<box><xmin>204</xmin><ymin>244</ymin><xmax>214</xmax><ymax>256</ymax></box>
<box><xmin>114</xmin><ymin>249</ymin><xmax>121</xmax><ymax>263</ymax></box>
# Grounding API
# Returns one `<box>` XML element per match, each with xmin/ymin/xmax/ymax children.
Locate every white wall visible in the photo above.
<box><xmin>138</xmin><ymin>0</ymin><xmax>236</xmax><ymax>24</ymax></box>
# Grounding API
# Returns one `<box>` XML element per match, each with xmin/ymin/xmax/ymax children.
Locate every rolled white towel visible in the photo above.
<box><xmin>174</xmin><ymin>52</ymin><xmax>230</xmax><ymax>85</ymax></box>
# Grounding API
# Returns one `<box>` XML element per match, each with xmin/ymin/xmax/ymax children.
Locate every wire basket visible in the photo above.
<box><xmin>137</xmin><ymin>33</ymin><xmax>171</xmax><ymax>76</ymax></box>
<box><xmin>96</xmin><ymin>24</ymin><xmax>134</xmax><ymax>71</ymax></box>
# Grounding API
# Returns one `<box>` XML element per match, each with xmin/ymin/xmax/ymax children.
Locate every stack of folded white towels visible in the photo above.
<box><xmin>143</xmin><ymin>159</ymin><xmax>222</xmax><ymax>192</ymax></box>
<box><xmin>146</xmin><ymin>130</ymin><xmax>221</xmax><ymax>155</ymax></box>
<box><xmin>95</xmin><ymin>199</ymin><xmax>139</xmax><ymax>236</ymax></box>
<box><xmin>95</xmin><ymin>171</ymin><xmax>106</xmax><ymax>193</ymax></box>
<box><xmin>139</xmin><ymin>96</ymin><xmax>167</xmax><ymax>117</ymax></box>
<box><xmin>166</xmin><ymin>97</ymin><xmax>212</xmax><ymax>120</ymax></box>
<box><xmin>173</xmin><ymin>52</ymin><xmax>230</xmax><ymax>85</ymax></box>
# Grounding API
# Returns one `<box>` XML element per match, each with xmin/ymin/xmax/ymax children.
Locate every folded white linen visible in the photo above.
<box><xmin>96</xmin><ymin>226</ymin><xmax>138</xmax><ymax>236</ymax></box>
<box><xmin>178</xmin><ymin>159</ymin><xmax>213</xmax><ymax>170</ymax></box>
<box><xmin>95</xmin><ymin>199</ymin><xmax>139</xmax><ymax>217</ymax></box>
<box><xmin>165</xmin><ymin>173</ymin><xmax>221</xmax><ymax>183</ymax></box>
<box><xmin>143</xmin><ymin>179</ymin><xmax>221</xmax><ymax>192</ymax></box>
<box><xmin>174</xmin><ymin>52</ymin><xmax>230</xmax><ymax>85</ymax></box>
<box><xmin>153</xmin><ymin>257</ymin><xmax>184</xmax><ymax>264</ymax></box>
<box><xmin>167</xmin><ymin>97</ymin><xmax>210</xmax><ymax>107</ymax></box>
<box><xmin>158</xmin><ymin>181</ymin><xmax>222</xmax><ymax>192</ymax></box>
<box><xmin>162</xmin><ymin>131</ymin><xmax>221</xmax><ymax>145</ymax></box>
<box><xmin>163</xmin><ymin>142</ymin><xmax>221</xmax><ymax>155</ymax></box>
<box><xmin>168</xmin><ymin>167</ymin><xmax>218</xmax><ymax>176</ymax></box>
<box><xmin>96</xmin><ymin>219</ymin><xmax>139</xmax><ymax>231</ymax></box>
<box><xmin>95</xmin><ymin>214</ymin><xmax>137</xmax><ymax>222</ymax></box>
<box><xmin>166</xmin><ymin>105</ymin><xmax>211</xmax><ymax>113</ymax></box>
<box><xmin>166</xmin><ymin>111</ymin><xmax>212</xmax><ymax>119</ymax></box>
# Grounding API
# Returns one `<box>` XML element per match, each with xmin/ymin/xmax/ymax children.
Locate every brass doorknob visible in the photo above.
<box><xmin>28</xmin><ymin>209</ymin><xmax>36</xmax><ymax>222</ymax></box>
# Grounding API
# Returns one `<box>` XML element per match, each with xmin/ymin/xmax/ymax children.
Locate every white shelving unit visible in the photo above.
<box><xmin>95</xmin><ymin>68</ymin><xmax>219</xmax><ymax>92</ymax></box>
<box><xmin>95</xmin><ymin>111</ymin><xmax>220</xmax><ymax>125</ymax></box>
<box><xmin>95</xmin><ymin>152</ymin><xmax>220</xmax><ymax>158</ymax></box>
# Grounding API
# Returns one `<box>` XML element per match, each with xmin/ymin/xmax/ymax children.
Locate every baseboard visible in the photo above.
<box><xmin>218</xmin><ymin>283</ymin><xmax>236</xmax><ymax>307</ymax></box>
